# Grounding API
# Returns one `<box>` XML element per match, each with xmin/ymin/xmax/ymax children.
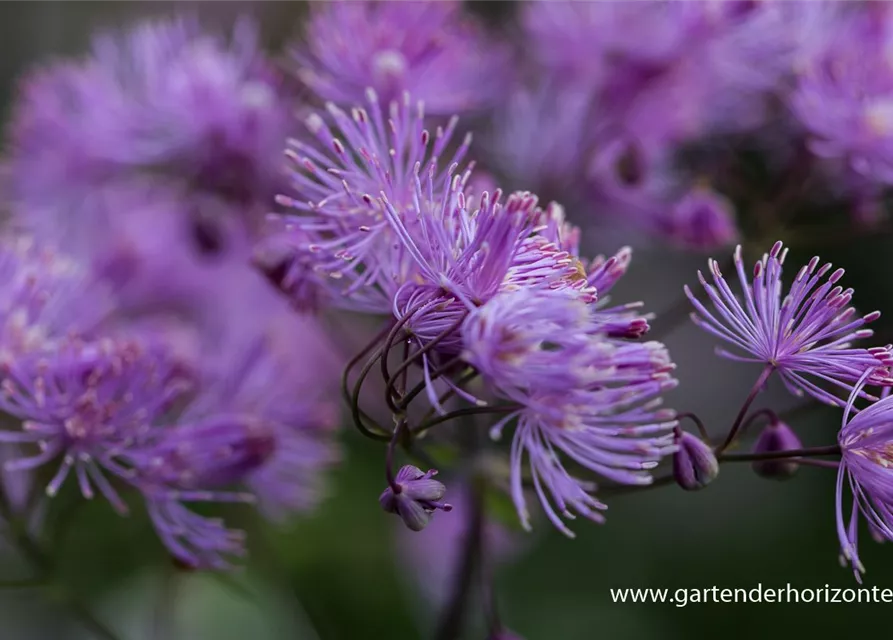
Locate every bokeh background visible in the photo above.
<box><xmin>1</xmin><ymin>2</ymin><xmax>893</xmax><ymax>639</ymax></box>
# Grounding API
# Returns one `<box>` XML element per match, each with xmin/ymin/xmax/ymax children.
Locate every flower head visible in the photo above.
<box><xmin>7</xmin><ymin>16</ymin><xmax>290</xmax><ymax>216</ymax></box>
<box><xmin>380</xmin><ymin>465</ymin><xmax>452</xmax><ymax>531</ymax></box>
<box><xmin>462</xmin><ymin>288</ymin><xmax>677</xmax><ymax>536</ymax></box>
<box><xmin>687</xmin><ymin>241</ymin><xmax>893</xmax><ymax>406</ymax></box>
<box><xmin>292</xmin><ymin>0</ymin><xmax>509</xmax><ymax>113</ymax></box>
<box><xmin>836</xmin><ymin>375</ymin><xmax>893</xmax><ymax>580</ymax></box>
<box><xmin>661</xmin><ymin>186</ymin><xmax>738</xmax><ymax>251</ymax></box>
<box><xmin>272</xmin><ymin>90</ymin><xmax>472</xmax><ymax>312</ymax></box>
<box><xmin>791</xmin><ymin>5</ymin><xmax>893</xmax><ymax>183</ymax></box>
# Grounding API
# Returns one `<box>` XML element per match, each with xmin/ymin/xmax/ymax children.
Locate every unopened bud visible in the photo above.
<box><xmin>380</xmin><ymin>465</ymin><xmax>452</xmax><ymax>531</ymax></box>
<box><xmin>673</xmin><ymin>430</ymin><xmax>719</xmax><ymax>491</ymax></box>
<box><xmin>751</xmin><ymin>419</ymin><xmax>802</xmax><ymax>480</ymax></box>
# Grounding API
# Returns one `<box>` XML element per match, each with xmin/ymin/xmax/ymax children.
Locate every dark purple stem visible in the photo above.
<box><xmin>718</xmin><ymin>444</ymin><xmax>841</xmax><ymax>462</ymax></box>
<box><xmin>717</xmin><ymin>365</ymin><xmax>774</xmax><ymax>454</ymax></box>
<box><xmin>385</xmin><ymin>418</ymin><xmax>407</xmax><ymax>493</ymax></box>
<box><xmin>675</xmin><ymin>412</ymin><xmax>710</xmax><ymax>441</ymax></box>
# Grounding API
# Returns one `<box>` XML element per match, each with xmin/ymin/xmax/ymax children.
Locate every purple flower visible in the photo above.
<box><xmin>273</xmin><ymin>90</ymin><xmax>472</xmax><ymax>312</ymax></box>
<box><xmin>462</xmin><ymin>288</ymin><xmax>677</xmax><ymax>536</ymax></box>
<box><xmin>836</xmin><ymin>376</ymin><xmax>893</xmax><ymax>579</ymax></box>
<box><xmin>380</xmin><ymin>465</ymin><xmax>452</xmax><ymax>532</ymax></box>
<box><xmin>660</xmin><ymin>186</ymin><xmax>738</xmax><ymax>251</ymax></box>
<box><xmin>687</xmin><ymin>241</ymin><xmax>893</xmax><ymax>406</ymax></box>
<box><xmin>489</xmin><ymin>82</ymin><xmax>597</xmax><ymax>202</ymax></box>
<box><xmin>751</xmin><ymin>418</ymin><xmax>802</xmax><ymax>480</ymax></box>
<box><xmin>292</xmin><ymin>0</ymin><xmax>509</xmax><ymax>113</ymax></box>
<box><xmin>0</xmin><ymin>236</ymin><xmax>112</xmax><ymax>354</ymax></box>
<box><xmin>0</xmin><ymin>339</ymin><xmax>191</xmax><ymax>513</ymax></box>
<box><xmin>8</xmin><ymin>17</ymin><xmax>290</xmax><ymax>214</ymax></box>
<box><xmin>791</xmin><ymin>4</ymin><xmax>893</xmax><ymax>183</ymax></box>
<box><xmin>673</xmin><ymin>429</ymin><xmax>719</xmax><ymax>491</ymax></box>
<box><xmin>523</xmin><ymin>1</ymin><xmax>789</xmax><ymax>143</ymax></box>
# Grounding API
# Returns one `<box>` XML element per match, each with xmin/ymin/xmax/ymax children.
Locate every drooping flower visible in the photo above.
<box><xmin>462</xmin><ymin>288</ymin><xmax>677</xmax><ymax>536</ymax></box>
<box><xmin>292</xmin><ymin>0</ymin><xmax>509</xmax><ymax>113</ymax></box>
<box><xmin>380</xmin><ymin>465</ymin><xmax>452</xmax><ymax>532</ymax></box>
<box><xmin>790</xmin><ymin>4</ymin><xmax>893</xmax><ymax>184</ymax></box>
<box><xmin>687</xmin><ymin>241</ymin><xmax>893</xmax><ymax>406</ymax></box>
<box><xmin>272</xmin><ymin>89</ymin><xmax>472</xmax><ymax>312</ymax></box>
<box><xmin>836</xmin><ymin>374</ymin><xmax>893</xmax><ymax>580</ymax></box>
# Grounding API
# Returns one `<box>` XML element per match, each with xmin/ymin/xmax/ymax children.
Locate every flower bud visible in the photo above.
<box><xmin>380</xmin><ymin>465</ymin><xmax>452</xmax><ymax>531</ymax></box>
<box><xmin>673</xmin><ymin>430</ymin><xmax>719</xmax><ymax>491</ymax></box>
<box><xmin>664</xmin><ymin>186</ymin><xmax>738</xmax><ymax>251</ymax></box>
<box><xmin>751</xmin><ymin>419</ymin><xmax>802</xmax><ymax>480</ymax></box>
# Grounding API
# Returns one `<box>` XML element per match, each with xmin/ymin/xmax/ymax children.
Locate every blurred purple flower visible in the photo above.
<box><xmin>292</xmin><ymin>0</ymin><xmax>509</xmax><ymax>113</ymax></box>
<box><xmin>523</xmin><ymin>1</ymin><xmax>791</xmax><ymax>144</ymax></box>
<box><xmin>273</xmin><ymin>90</ymin><xmax>472</xmax><ymax>312</ymax></box>
<box><xmin>380</xmin><ymin>465</ymin><xmax>452</xmax><ymax>532</ymax></box>
<box><xmin>837</xmin><ymin>375</ymin><xmax>893</xmax><ymax>580</ymax></box>
<box><xmin>0</xmin><ymin>338</ymin><xmax>192</xmax><ymax>513</ymax></box>
<box><xmin>660</xmin><ymin>186</ymin><xmax>738</xmax><ymax>251</ymax></box>
<box><xmin>489</xmin><ymin>82</ymin><xmax>596</xmax><ymax>201</ymax></box>
<box><xmin>0</xmin><ymin>236</ymin><xmax>113</xmax><ymax>354</ymax></box>
<box><xmin>7</xmin><ymin>16</ymin><xmax>290</xmax><ymax>215</ymax></box>
<box><xmin>688</xmin><ymin>241</ymin><xmax>893</xmax><ymax>406</ymax></box>
<box><xmin>791</xmin><ymin>4</ymin><xmax>893</xmax><ymax>183</ymax></box>
<box><xmin>463</xmin><ymin>288</ymin><xmax>677</xmax><ymax>536</ymax></box>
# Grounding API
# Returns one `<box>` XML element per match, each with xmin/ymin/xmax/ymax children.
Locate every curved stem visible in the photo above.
<box><xmin>385</xmin><ymin>419</ymin><xmax>406</xmax><ymax>492</ymax></box>
<box><xmin>417</xmin><ymin>370</ymin><xmax>480</xmax><ymax>425</ymax></box>
<box><xmin>398</xmin><ymin>357</ymin><xmax>466</xmax><ymax>411</ymax></box>
<box><xmin>412</xmin><ymin>405</ymin><xmax>518</xmax><ymax>437</ymax></box>
<box><xmin>716</xmin><ymin>365</ymin><xmax>774</xmax><ymax>454</ymax></box>
<box><xmin>736</xmin><ymin>407</ymin><xmax>779</xmax><ymax>442</ymax></box>
<box><xmin>386</xmin><ymin>314</ymin><xmax>467</xmax><ymax>409</ymax></box>
<box><xmin>349</xmin><ymin>347</ymin><xmax>391</xmax><ymax>442</ymax></box>
<box><xmin>676</xmin><ymin>412</ymin><xmax>710</xmax><ymax>441</ymax></box>
<box><xmin>379</xmin><ymin>309</ymin><xmax>421</xmax><ymax>406</ymax></box>
<box><xmin>718</xmin><ymin>444</ymin><xmax>840</xmax><ymax>463</ymax></box>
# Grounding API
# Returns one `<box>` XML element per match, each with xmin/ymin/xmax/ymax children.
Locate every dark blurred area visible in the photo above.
<box><xmin>1</xmin><ymin>2</ymin><xmax>892</xmax><ymax>640</ymax></box>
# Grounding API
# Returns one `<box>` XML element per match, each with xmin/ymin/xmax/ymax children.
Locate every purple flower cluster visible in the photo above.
<box><xmin>292</xmin><ymin>0</ymin><xmax>509</xmax><ymax>114</ymax></box>
<box><xmin>0</xmin><ymin>16</ymin><xmax>340</xmax><ymax>569</ymax></box>
<box><xmin>274</xmin><ymin>81</ymin><xmax>678</xmax><ymax>534</ymax></box>
<box><xmin>3</xmin><ymin>5</ymin><xmax>893</xmax><ymax>631</ymax></box>
<box><xmin>0</xmin><ymin>240</ymin><xmax>339</xmax><ymax>568</ymax></box>
<box><xmin>6</xmin><ymin>17</ymin><xmax>294</xmax><ymax>312</ymax></box>
<box><xmin>791</xmin><ymin>4</ymin><xmax>893</xmax><ymax>184</ymax></box>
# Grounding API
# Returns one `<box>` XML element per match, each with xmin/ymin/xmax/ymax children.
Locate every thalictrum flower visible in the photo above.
<box><xmin>292</xmin><ymin>0</ymin><xmax>509</xmax><ymax>114</ymax></box>
<box><xmin>687</xmin><ymin>241</ymin><xmax>893</xmax><ymax>406</ymax></box>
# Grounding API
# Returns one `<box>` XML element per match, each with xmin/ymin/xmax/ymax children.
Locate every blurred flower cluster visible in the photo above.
<box><xmin>4</xmin><ymin>1</ymin><xmax>893</xmax><ymax>638</ymax></box>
